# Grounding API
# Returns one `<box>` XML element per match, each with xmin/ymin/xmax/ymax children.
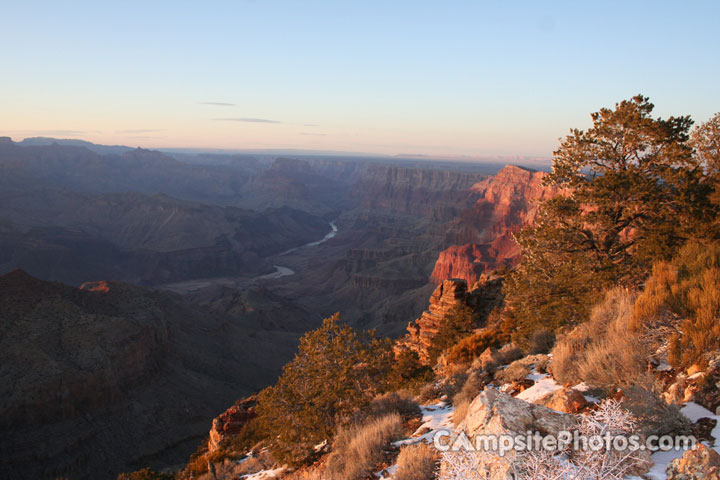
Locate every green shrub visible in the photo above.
<box><xmin>427</xmin><ymin>305</ymin><xmax>481</xmax><ymax>364</ymax></box>
<box><xmin>256</xmin><ymin>314</ymin><xmax>394</xmax><ymax>465</ymax></box>
<box><xmin>389</xmin><ymin>349</ymin><xmax>434</xmax><ymax>390</ymax></box>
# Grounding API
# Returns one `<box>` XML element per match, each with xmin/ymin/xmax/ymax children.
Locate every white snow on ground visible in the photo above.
<box><xmin>240</xmin><ymin>467</ymin><xmax>285</xmax><ymax>479</ymax></box>
<box><xmin>681</xmin><ymin>402</ymin><xmax>720</xmax><ymax>450</ymax></box>
<box><xmin>394</xmin><ymin>401</ymin><xmax>455</xmax><ymax>446</ymax></box>
<box><xmin>681</xmin><ymin>401</ymin><xmax>716</xmax><ymax>422</ymax></box>
<box><xmin>377</xmin><ymin>401</ymin><xmax>455</xmax><ymax>478</ymax></box>
<box><xmin>572</xmin><ymin>382</ymin><xmax>601</xmax><ymax>403</ymax></box>
<box><xmin>630</xmin><ymin>402</ymin><xmax>720</xmax><ymax>479</ymax></box>
<box><xmin>636</xmin><ymin>449</ymin><xmax>688</xmax><ymax>480</ymax></box>
<box><xmin>516</xmin><ymin>376</ymin><xmax>562</xmax><ymax>402</ymax></box>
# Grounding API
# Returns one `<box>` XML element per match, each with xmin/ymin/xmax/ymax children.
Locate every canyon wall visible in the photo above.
<box><xmin>430</xmin><ymin>165</ymin><xmax>556</xmax><ymax>284</ymax></box>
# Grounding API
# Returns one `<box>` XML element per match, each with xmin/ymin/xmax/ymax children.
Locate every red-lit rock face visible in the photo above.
<box><xmin>79</xmin><ymin>280</ymin><xmax>110</xmax><ymax>292</ymax></box>
<box><xmin>431</xmin><ymin>165</ymin><xmax>557</xmax><ymax>284</ymax></box>
<box><xmin>208</xmin><ymin>396</ymin><xmax>257</xmax><ymax>453</ymax></box>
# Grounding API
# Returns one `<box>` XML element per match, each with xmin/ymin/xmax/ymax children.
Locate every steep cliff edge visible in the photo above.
<box><xmin>395</xmin><ymin>277</ymin><xmax>503</xmax><ymax>365</ymax></box>
<box><xmin>430</xmin><ymin>165</ymin><xmax>555</xmax><ymax>284</ymax></box>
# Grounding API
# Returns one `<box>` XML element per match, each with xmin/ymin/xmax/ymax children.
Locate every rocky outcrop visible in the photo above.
<box><xmin>446</xmin><ymin>388</ymin><xmax>651</xmax><ymax>479</ymax></box>
<box><xmin>431</xmin><ymin>165</ymin><xmax>557</xmax><ymax>284</ymax></box>
<box><xmin>208</xmin><ymin>396</ymin><xmax>257</xmax><ymax>453</ymax></box>
<box><xmin>431</xmin><ymin>243</ymin><xmax>494</xmax><ymax>285</ymax></box>
<box><xmin>667</xmin><ymin>444</ymin><xmax>720</xmax><ymax>479</ymax></box>
<box><xmin>462</xmin><ymin>387</ymin><xmax>576</xmax><ymax>438</ymax></box>
<box><xmin>442</xmin><ymin>388</ymin><xmax>577</xmax><ymax>480</ymax></box>
<box><xmin>395</xmin><ymin>277</ymin><xmax>503</xmax><ymax>364</ymax></box>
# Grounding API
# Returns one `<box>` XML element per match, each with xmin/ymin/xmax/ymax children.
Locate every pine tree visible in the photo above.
<box><xmin>505</xmin><ymin>95</ymin><xmax>714</xmax><ymax>335</ymax></box>
<box><xmin>255</xmin><ymin>313</ymin><xmax>393</xmax><ymax>465</ymax></box>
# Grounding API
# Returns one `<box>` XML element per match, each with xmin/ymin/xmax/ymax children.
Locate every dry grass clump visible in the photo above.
<box><xmin>631</xmin><ymin>241</ymin><xmax>720</xmax><ymax>368</ymax></box>
<box><xmin>452</xmin><ymin>372</ymin><xmax>485</xmax><ymax>427</ymax></box>
<box><xmin>551</xmin><ymin>288</ymin><xmax>648</xmax><ymax>392</ymax></box>
<box><xmin>494</xmin><ymin>361</ymin><xmax>531</xmax><ymax>385</ymax></box>
<box><xmin>365</xmin><ymin>391</ymin><xmax>421</xmax><ymax>422</ymax></box>
<box><xmin>283</xmin><ymin>467</ymin><xmax>323</xmax><ymax>480</ymax></box>
<box><xmin>631</xmin><ymin>261</ymin><xmax>679</xmax><ymax>329</ymax></box>
<box><xmin>394</xmin><ymin>443</ymin><xmax>437</xmax><ymax>480</ymax></box>
<box><xmin>445</xmin><ymin>327</ymin><xmax>503</xmax><ymax>365</ymax></box>
<box><xmin>323</xmin><ymin>413</ymin><xmax>404</xmax><ymax>480</ymax></box>
<box><xmin>528</xmin><ymin>328</ymin><xmax>556</xmax><ymax>354</ymax></box>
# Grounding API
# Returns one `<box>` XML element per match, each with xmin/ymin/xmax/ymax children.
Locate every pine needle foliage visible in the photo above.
<box><xmin>505</xmin><ymin>95</ymin><xmax>717</xmax><ymax>337</ymax></box>
<box><xmin>255</xmin><ymin>313</ymin><xmax>394</xmax><ymax>466</ymax></box>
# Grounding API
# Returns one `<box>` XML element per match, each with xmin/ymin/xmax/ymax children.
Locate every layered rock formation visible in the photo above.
<box><xmin>352</xmin><ymin>164</ymin><xmax>486</xmax><ymax>219</ymax></box>
<box><xmin>431</xmin><ymin>165</ymin><xmax>556</xmax><ymax>284</ymax></box>
<box><xmin>208</xmin><ymin>396</ymin><xmax>257</xmax><ymax>454</ymax></box>
<box><xmin>395</xmin><ymin>277</ymin><xmax>503</xmax><ymax>364</ymax></box>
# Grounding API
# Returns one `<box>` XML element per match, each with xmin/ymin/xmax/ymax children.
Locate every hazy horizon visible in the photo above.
<box><xmin>2</xmin><ymin>1</ymin><xmax>719</xmax><ymax>157</ymax></box>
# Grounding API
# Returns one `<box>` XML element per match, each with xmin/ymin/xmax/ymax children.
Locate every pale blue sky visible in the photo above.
<box><xmin>1</xmin><ymin>1</ymin><xmax>718</xmax><ymax>156</ymax></box>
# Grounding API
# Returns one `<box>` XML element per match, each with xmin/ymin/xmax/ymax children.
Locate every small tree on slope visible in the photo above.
<box><xmin>255</xmin><ymin>313</ymin><xmax>394</xmax><ymax>466</ymax></box>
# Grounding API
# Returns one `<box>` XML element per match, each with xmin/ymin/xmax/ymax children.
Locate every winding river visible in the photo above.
<box><xmin>253</xmin><ymin>221</ymin><xmax>338</xmax><ymax>280</ymax></box>
<box><xmin>160</xmin><ymin>221</ymin><xmax>338</xmax><ymax>293</ymax></box>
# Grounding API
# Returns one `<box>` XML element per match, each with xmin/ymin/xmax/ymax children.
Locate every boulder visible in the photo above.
<box><xmin>442</xmin><ymin>388</ymin><xmax>577</xmax><ymax>479</ymax></box>
<box><xmin>537</xmin><ymin>387</ymin><xmax>589</xmax><ymax>414</ymax></box>
<box><xmin>462</xmin><ymin>387</ymin><xmax>576</xmax><ymax>438</ymax></box>
<box><xmin>667</xmin><ymin>444</ymin><xmax>720</xmax><ymax>479</ymax></box>
<box><xmin>443</xmin><ymin>388</ymin><xmax>651</xmax><ymax>479</ymax></box>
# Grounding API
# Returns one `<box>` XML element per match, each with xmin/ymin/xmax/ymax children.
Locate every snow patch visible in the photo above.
<box><xmin>516</xmin><ymin>377</ymin><xmax>562</xmax><ymax>403</ymax></box>
<box><xmin>240</xmin><ymin>467</ymin><xmax>285</xmax><ymax>479</ymax></box>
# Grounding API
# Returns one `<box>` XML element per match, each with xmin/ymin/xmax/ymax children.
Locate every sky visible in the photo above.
<box><xmin>1</xmin><ymin>1</ymin><xmax>718</xmax><ymax>158</ymax></box>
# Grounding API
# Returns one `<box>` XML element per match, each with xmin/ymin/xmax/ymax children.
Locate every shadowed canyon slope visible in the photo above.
<box><xmin>0</xmin><ymin>270</ymin><xmax>310</xmax><ymax>480</ymax></box>
<box><xmin>0</xmin><ymin>138</ymin><xmax>551</xmax><ymax>479</ymax></box>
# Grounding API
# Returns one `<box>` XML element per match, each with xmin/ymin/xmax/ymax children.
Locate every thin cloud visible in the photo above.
<box><xmin>214</xmin><ymin>117</ymin><xmax>283</xmax><ymax>124</ymax></box>
<box><xmin>303</xmin><ymin>123</ymin><xmax>320</xmax><ymax>127</ymax></box>
<box><xmin>199</xmin><ymin>101</ymin><xmax>236</xmax><ymax>107</ymax></box>
<box><xmin>300</xmin><ymin>132</ymin><xmax>327</xmax><ymax>136</ymax></box>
